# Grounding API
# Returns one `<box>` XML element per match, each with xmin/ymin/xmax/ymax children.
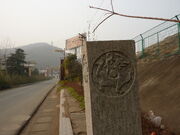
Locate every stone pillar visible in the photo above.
<box><xmin>82</xmin><ymin>41</ymin><xmax>142</xmax><ymax>135</ymax></box>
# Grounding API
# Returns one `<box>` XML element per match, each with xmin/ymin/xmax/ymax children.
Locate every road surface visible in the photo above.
<box><xmin>0</xmin><ymin>79</ymin><xmax>57</xmax><ymax>135</ymax></box>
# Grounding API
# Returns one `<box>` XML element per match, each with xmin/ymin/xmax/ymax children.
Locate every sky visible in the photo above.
<box><xmin>0</xmin><ymin>0</ymin><xmax>179</xmax><ymax>49</ymax></box>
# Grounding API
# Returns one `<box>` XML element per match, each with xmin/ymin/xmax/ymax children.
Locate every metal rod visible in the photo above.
<box><xmin>140</xmin><ymin>34</ymin><xmax>145</xmax><ymax>57</ymax></box>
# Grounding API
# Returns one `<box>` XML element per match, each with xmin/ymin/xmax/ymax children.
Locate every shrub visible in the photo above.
<box><xmin>67</xmin><ymin>87</ymin><xmax>85</xmax><ymax>109</ymax></box>
<box><xmin>0</xmin><ymin>71</ymin><xmax>49</xmax><ymax>90</ymax></box>
<box><xmin>57</xmin><ymin>80</ymin><xmax>85</xmax><ymax>109</ymax></box>
<box><xmin>63</xmin><ymin>54</ymin><xmax>82</xmax><ymax>81</ymax></box>
<box><xmin>0</xmin><ymin>72</ymin><xmax>11</xmax><ymax>89</ymax></box>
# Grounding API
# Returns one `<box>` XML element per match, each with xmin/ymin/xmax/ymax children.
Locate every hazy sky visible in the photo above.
<box><xmin>0</xmin><ymin>0</ymin><xmax>179</xmax><ymax>48</ymax></box>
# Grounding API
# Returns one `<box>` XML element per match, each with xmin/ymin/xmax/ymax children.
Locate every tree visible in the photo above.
<box><xmin>6</xmin><ymin>49</ymin><xmax>26</xmax><ymax>75</ymax></box>
<box><xmin>63</xmin><ymin>54</ymin><xmax>82</xmax><ymax>81</ymax></box>
<box><xmin>90</xmin><ymin>0</ymin><xmax>180</xmax><ymax>32</ymax></box>
<box><xmin>32</xmin><ymin>68</ymin><xmax>39</xmax><ymax>75</ymax></box>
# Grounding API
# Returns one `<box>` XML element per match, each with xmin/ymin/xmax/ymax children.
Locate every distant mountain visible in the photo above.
<box><xmin>0</xmin><ymin>42</ymin><xmax>64</xmax><ymax>69</ymax></box>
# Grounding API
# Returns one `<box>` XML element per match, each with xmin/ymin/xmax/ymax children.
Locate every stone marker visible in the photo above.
<box><xmin>82</xmin><ymin>41</ymin><xmax>142</xmax><ymax>135</ymax></box>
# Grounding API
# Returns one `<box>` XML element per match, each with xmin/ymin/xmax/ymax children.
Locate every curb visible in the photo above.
<box><xmin>59</xmin><ymin>89</ymin><xmax>73</xmax><ymax>135</ymax></box>
<box><xmin>16</xmin><ymin>83</ymin><xmax>57</xmax><ymax>135</ymax></box>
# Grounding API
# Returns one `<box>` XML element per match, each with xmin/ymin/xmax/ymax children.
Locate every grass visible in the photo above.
<box><xmin>57</xmin><ymin>80</ymin><xmax>85</xmax><ymax>109</ymax></box>
<box><xmin>57</xmin><ymin>80</ymin><xmax>68</xmax><ymax>92</ymax></box>
<box><xmin>66</xmin><ymin>87</ymin><xmax>85</xmax><ymax>109</ymax></box>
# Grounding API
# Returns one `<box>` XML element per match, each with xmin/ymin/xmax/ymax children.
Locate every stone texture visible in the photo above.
<box><xmin>82</xmin><ymin>41</ymin><xmax>142</xmax><ymax>135</ymax></box>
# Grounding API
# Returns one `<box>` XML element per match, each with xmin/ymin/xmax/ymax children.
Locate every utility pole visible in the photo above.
<box><xmin>87</xmin><ymin>21</ymin><xmax>91</xmax><ymax>41</ymax></box>
<box><xmin>79</xmin><ymin>33</ymin><xmax>87</xmax><ymax>46</ymax></box>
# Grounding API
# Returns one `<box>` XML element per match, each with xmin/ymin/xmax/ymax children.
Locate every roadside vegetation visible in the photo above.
<box><xmin>57</xmin><ymin>80</ymin><xmax>85</xmax><ymax>109</ymax></box>
<box><xmin>62</xmin><ymin>54</ymin><xmax>82</xmax><ymax>82</ymax></box>
<box><xmin>0</xmin><ymin>72</ymin><xmax>48</xmax><ymax>90</ymax></box>
<box><xmin>0</xmin><ymin>48</ymin><xmax>49</xmax><ymax>90</ymax></box>
<box><xmin>57</xmin><ymin>54</ymin><xmax>84</xmax><ymax>109</ymax></box>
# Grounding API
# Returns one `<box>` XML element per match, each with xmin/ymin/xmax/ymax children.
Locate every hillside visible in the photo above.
<box><xmin>138</xmin><ymin>52</ymin><xmax>180</xmax><ymax>134</ymax></box>
<box><xmin>0</xmin><ymin>43</ymin><xmax>64</xmax><ymax>69</ymax></box>
<box><xmin>21</xmin><ymin>43</ymin><xmax>64</xmax><ymax>69</ymax></box>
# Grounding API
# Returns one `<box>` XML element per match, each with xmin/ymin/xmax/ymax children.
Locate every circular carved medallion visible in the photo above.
<box><xmin>92</xmin><ymin>51</ymin><xmax>135</xmax><ymax>97</ymax></box>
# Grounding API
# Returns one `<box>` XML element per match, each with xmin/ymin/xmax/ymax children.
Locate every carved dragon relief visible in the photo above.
<box><xmin>92</xmin><ymin>51</ymin><xmax>135</xmax><ymax>97</ymax></box>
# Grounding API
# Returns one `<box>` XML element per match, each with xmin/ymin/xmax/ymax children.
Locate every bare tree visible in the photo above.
<box><xmin>1</xmin><ymin>39</ymin><xmax>11</xmax><ymax>57</ymax></box>
<box><xmin>0</xmin><ymin>38</ymin><xmax>14</xmax><ymax>70</ymax></box>
<box><xmin>90</xmin><ymin>0</ymin><xmax>180</xmax><ymax>32</ymax></box>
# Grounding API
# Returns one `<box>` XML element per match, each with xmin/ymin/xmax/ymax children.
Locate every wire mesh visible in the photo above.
<box><xmin>133</xmin><ymin>14</ymin><xmax>180</xmax><ymax>58</ymax></box>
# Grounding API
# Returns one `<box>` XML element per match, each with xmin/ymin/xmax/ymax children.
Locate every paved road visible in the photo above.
<box><xmin>0</xmin><ymin>79</ymin><xmax>57</xmax><ymax>135</ymax></box>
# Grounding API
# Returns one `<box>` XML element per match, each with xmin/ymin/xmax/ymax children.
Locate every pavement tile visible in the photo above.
<box><xmin>1</xmin><ymin>124</ymin><xmax>21</xmax><ymax>131</ymax></box>
<box><xmin>42</xmin><ymin>109</ymin><xmax>54</xmax><ymax>113</ymax></box>
<box><xmin>39</xmin><ymin>112</ymin><xmax>52</xmax><ymax>117</ymax></box>
<box><xmin>29</xmin><ymin>131</ymin><xmax>48</xmax><ymax>135</ymax></box>
<box><xmin>46</xmin><ymin>102</ymin><xmax>56</xmax><ymax>104</ymax></box>
<box><xmin>36</xmin><ymin>117</ymin><xmax>52</xmax><ymax>123</ymax></box>
<box><xmin>31</xmin><ymin>123</ymin><xmax>49</xmax><ymax>132</ymax></box>
<box><xmin>0</xmin><ymin>130</ymin><xmax>16</xmax><ymax>135</ymax></box>
<box><xmin>49</xmin><ymin>95</ymin><xmax>57</xmax><ymax>99</ymax></box>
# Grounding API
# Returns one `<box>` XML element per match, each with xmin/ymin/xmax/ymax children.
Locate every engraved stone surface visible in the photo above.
<box><xmin>92</xmin><ymin>51</ymin><xmax>135</xmax><ymax>97</ymax></box>
<box><xmin>82</xmin><ymin>41</ymin><xmax>142</xmax><ymax>135</ymax></box>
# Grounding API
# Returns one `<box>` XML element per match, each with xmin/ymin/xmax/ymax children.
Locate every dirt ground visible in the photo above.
<box><xmin>64</xmin><ymin>81</ymin><xmax>84</xmax><ymax>96</ymax></box>
<box><xmin>138</xmin><ymin>55</ymin><xmax>180</xmax><ymax>134</ymax></box>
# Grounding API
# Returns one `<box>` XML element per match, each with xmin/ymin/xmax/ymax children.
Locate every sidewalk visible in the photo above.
<box><xmin>20</xmin><ymin>87</ymin><xmax>59</xmax><ymax>135</ymax></box>
<box><xmin>63</xmin><ymin>89</ymin><xmax>86</xmax><ymax>135</ymax></box>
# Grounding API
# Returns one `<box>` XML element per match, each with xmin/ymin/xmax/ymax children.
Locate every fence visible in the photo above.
<box><xmin>133</xmin><ymin>14</ymin><xmax>180</xmax><ymax>59</ymax></box>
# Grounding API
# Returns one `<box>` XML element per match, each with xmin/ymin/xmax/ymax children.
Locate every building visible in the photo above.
<box><xmin>39</xmin><ymin>69</ymin><xmax>48</xmax><ymax>77</ymax></box>
<box><xmin>24</xmin><ymin>62</ymin><xmax>36</xmax><ymax>76</ymax></box>
<box><xmin>65</xmin><ymin>33</ymin><xmax>86</xmax><ymax>60</ymax></box>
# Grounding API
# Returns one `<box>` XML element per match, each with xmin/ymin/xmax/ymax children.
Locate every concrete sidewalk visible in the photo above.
<box><xmin>60</xmin><ymin>89</ymin><xmax>86</xmax><ymax>135</ymax></box>
<box><xmin>20</xmin><ymin>87</ymin><xmax>59</xmax><ymax>135</ymax></box>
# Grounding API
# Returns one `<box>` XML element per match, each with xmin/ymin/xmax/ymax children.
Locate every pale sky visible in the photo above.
<box><xmin>0</xmin><ymin>0</ymin><xmax>179</xmax><ymax>48</ymax></box>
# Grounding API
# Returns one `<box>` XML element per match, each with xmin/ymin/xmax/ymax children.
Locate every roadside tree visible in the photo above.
<box><xmin>6</xmin><ymin>49</ymin><xmax>26</xmax><ymax>75</ymax></box>
<box><xmin>63</xmin><ymin>54</ymin><xmax>82</xmax><ymax>81</ymax></box>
